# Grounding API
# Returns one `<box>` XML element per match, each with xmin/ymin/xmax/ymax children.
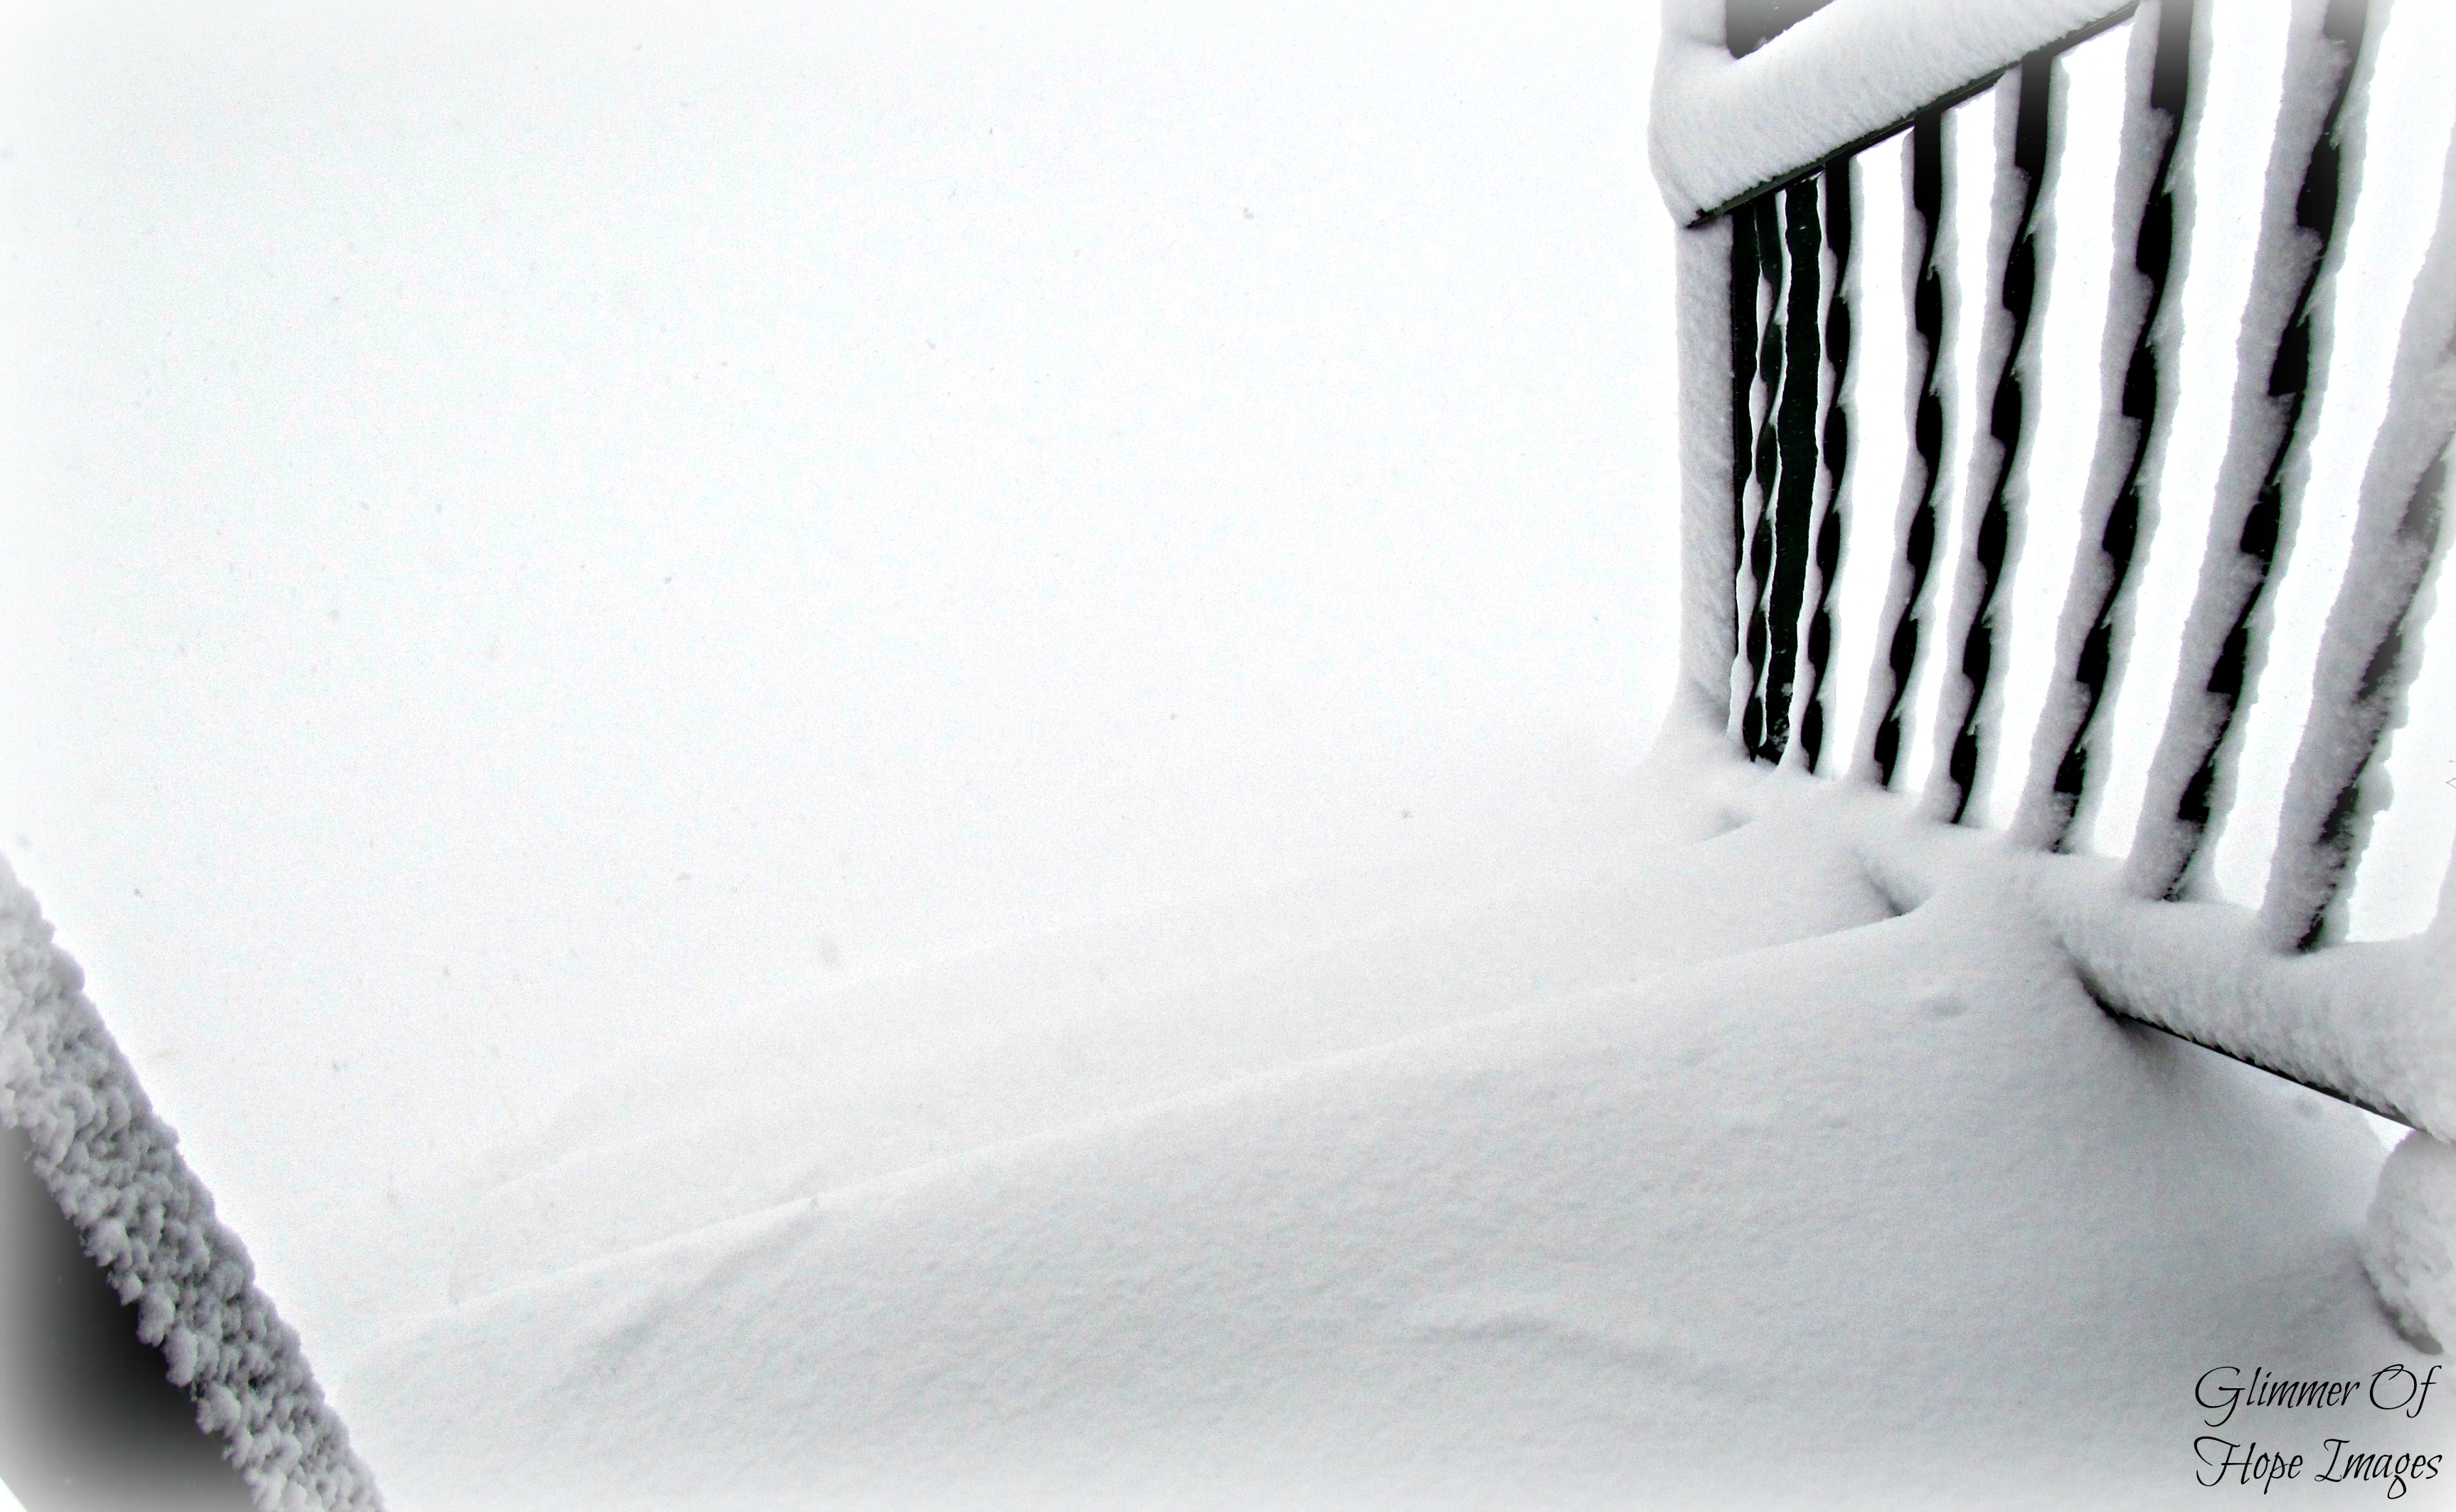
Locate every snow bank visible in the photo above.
<box><xmin>0</xmin><ymin>858</ymin><xmax>381</xmax><ymax>1512</ymax></box>
<box><xmin>340</xmin><ymin>747</ymin><xmax>2435</xmax><ymax>1510</ymax></box>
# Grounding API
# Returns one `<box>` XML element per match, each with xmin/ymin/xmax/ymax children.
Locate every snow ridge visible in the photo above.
<box><xmin>0</xmin><ymin>858</ymin><xmax>381</xmax><ymax>1512</ymax></box>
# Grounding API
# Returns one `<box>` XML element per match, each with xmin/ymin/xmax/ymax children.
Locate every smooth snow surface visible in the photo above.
<box><xmin>2366</xmin><ymin>1132</ymin><xmax>2456</xmax><ymax>1353</ymax></box>
<box><xmin>341</xmin><ymin>750</ymin><xmax>2435</xmax><ymax>1511</ymax></box>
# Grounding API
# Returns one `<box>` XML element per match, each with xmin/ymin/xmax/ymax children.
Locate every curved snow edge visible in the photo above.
<box><xmin>0</xmin><ymin>858</ymin><xmax>383</xmax><ymax>1512</ymax></box>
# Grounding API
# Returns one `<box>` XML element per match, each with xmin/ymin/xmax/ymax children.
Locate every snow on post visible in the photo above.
<box><xmin>0</xmin><ymin>859</ymin><xmax>383</xmax><ymax>1512</ymax></box>
<box><xmin>1923</xmin><ymin>56</ymin><xmax>2061</xmax><ymax>826</ymax></box>
<box><xmin>2261</xmin><ymin>98</ymin><xmax>2456</xmax><ymax>952</ymax></box>
<box><xmin>2125</xmin><ymin>0</ymin><xmax>2374</xmax><ymax>903</ymax></box>
<box><xmin>2009</xmin><ymin>0</ymin><xmax>2199</xmax><ymax>853</ymax></box>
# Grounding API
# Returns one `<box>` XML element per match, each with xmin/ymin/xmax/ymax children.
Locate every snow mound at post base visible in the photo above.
<box><xmin>342</xmin><ymin>795</ymin><xmax>2437</xmax><ymax>1511</ymax></box>
<box><xmin>2366</xmin><ymin>1134</ymin><xmax>2456</xmax><ymax>1351</ymax></box>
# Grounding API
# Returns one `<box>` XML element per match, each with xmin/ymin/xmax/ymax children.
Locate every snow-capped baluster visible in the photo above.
<box><xmin>1705</xmin><ymin>225</ymin><xmax>1751</xmax><ymax>735</ymax></box>
<box><xmin>2435</xmin><ymin>829</ymin><xmax>2456</xmax><ymax>948</ymax></box>
<box><xmin>2011</xmin><ymin>0</ymin><xmax>2199</xmax><ymax>854</ymax></box>
<box><xmin>2261</xmin><ymin>112</ymin><xmax>2456</xmax><ymax>950</ymax></box>
<box><xmin>1754</xmin><ymin>181</ymin><xmax>1829</xmax><ymax>765</ymax></box>
<box><xmin>1736</xmin><ymin>198</ymin><xmax>1786</xmax><ymax>749</ymax></box>
<box><xmin>1924</xmin><ymin>55</ymin><xmax>2059</xmax><ymax>826</ymax></box>
<box><xmin>2125</xmin><ymin>0</ymin><xmax>2375</xmax><ymax>903</ymax></box>
<box><xmin>1854</xmin><ymin>112</ymin><xmax>1956</xmax><ymax>791</ymax></box>
<box><xmin>1785</xmin><ymin>160</ymin><xmax>1858</xmax><ymax>775</ymax></box>
<box><xmin>1653</xmin><ymin>0</ymin><xmax>2127</xmax><ymax>752</ymax></box>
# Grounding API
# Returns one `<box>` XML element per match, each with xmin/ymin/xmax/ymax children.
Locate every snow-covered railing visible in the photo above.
<box><xmin>1652</xmin><ymin>0</ymin><xmax>2454</xmax><ymax>1324</ymax></box>
<box><xmin>0</xmin><ymin>861</ymin><xmax>383</xmax><ymax>1510</ymax></box>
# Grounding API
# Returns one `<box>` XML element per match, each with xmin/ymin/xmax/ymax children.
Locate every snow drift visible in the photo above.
<box><xmin>339</xmin><ymin>751</ymin><xmax>2441</xmax><ymax>1510</ymax></box>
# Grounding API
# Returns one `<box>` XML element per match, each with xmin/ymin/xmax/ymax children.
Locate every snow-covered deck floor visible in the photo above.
<box><xmin>338</xmin><ymin>754</ymin><xmax>2429</xmax><ymax>1510</ymax></box>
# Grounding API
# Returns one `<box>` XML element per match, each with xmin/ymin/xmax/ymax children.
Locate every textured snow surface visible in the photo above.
<box><xmin>0</xmin><ymin>859</ymin><xmax>381</xmax><ymax>1512</ymax></box>
<box><xmin>1649</xmin><ymin>0</ymin><xmax>2122</xmax><ymax>226</ymax></box>
<box><xmin>340</xmin><ymin>749</ymin><xmax>2438</xmax><ymax>1511</ymax></box>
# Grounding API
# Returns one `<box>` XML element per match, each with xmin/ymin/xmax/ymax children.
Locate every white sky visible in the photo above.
<box><xmin>2</xmin><ymin>0</ymin><xmax>2451</xmax><ymax>1375</ymax></box>
<box><xmin>0</xmin><ymin>0</ymin><xmax>1677</xmax><ymax>1362</ymax></box>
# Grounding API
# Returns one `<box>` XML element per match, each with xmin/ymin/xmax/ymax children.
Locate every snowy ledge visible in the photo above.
<box><xmin>1649</xmin><ymin>0</ymin><xmax>2131</xmax><ymax>226</ymax></box>
<box><xmin>0</xmin><ymin>859</ymin><xmax>381</xmax><ymax>1512</ymax></box>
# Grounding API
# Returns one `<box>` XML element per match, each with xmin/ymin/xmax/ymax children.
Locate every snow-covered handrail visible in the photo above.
<box><xmin>1</xmin><ymin>861</ymin><xmax>383</xmax><ymax>1511</ymax></box>
<box><xmin>1654</xmin><ymin>0</ymin><xmax>2453</xmax><ymax>1166</ymax></box>
<box><xmin>1649</xmin><ymin>0</ymin><xmax>2131</xmax><ymax>228</ymax></box>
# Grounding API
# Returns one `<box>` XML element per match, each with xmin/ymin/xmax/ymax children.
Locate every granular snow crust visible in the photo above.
<box><xmin>0</xmin><ymin>858</ymin><xmax>383</xmax><ymax>1512</ymax></box>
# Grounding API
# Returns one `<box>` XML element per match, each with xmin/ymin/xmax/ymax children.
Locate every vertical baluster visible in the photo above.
<box><xmin>1740</xmin><ymin>196</ymin><xmax>1787</xmax><ymax>756</ymax></box>
<box><xmin>2127</xmin><ymin>0</ymin><xmax>2373</xmax><ymax>900</ymax></box>
<box><xmin>1759</xmin><ymin>180</ymin><xmax>1827</xmax><ymax>765</ymax></box>
<box><xmin>1853</xmin><ymin>112</ymin><xmax>1955</xmax><ymax>790</ymax></box>
<box><xmin>2011</xmin><ymin>0</ymin><xmax>2198</xmax><ymax>853</ymax></box>
<box><xmin>1723</xmin><ymin>207</ymin><xmax>1763</xmax><ymax>736</ymax></box>
<box><xmin>1789</xmin><ymin>159</ymin><xmax>1857</xmax><ymax>774</ymax></box>
<box><xmin>2262</xmin><ymin>107</ymin><xmax>2456</xmax><ymax>952</ymax></box>
<box><xmin>1925</xmin><ymin>53</ymin><xmax>2057</xmax><ymax>826</ymax></box>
